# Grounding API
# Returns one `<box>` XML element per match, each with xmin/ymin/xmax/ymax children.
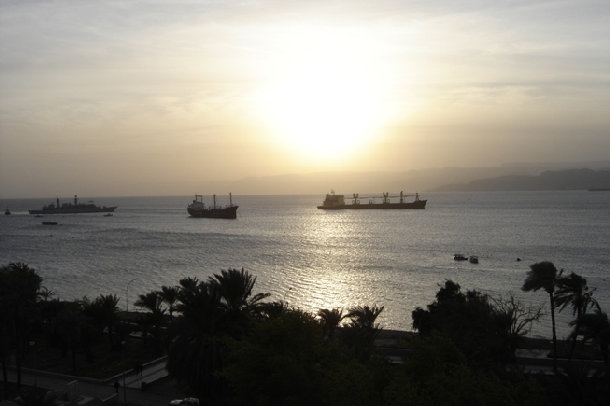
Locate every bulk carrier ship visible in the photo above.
<box><xmin>317</xmin><ymin>191</ymin><xmax>426</xmax><ymax>210</ymax></box>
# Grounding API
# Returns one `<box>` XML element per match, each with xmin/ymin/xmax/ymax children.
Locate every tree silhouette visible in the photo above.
<box><xmin>492</xmin><ymin>295</ymin><xmax>543</xmax><ymax>354</ymax></box>
<box><xmin>174</xmin><ymin>278</ymin><xmax>221</xmax><ymax>333</ymax></box>
<box><xmin>222</xmin><ymin>308</ymin><xmax>330</xmax><ymax>405</ymax></box>
<box><xmin>168</xmin><ymin>279</ymin><xmax>224</xmax><ymax>401</ymax></box>
<box><xmin>96</xmin><ymin>294</ymin><xmax>120</xmax><ymax>349</ymax></box>
<box><xmin>345</xmin><ymin>305</ymin><xmax>384</xmax><ymax>330</ymax></box>
<box><xmin>82</xmin><ymin>294</ymin><xmax>120</xmax><ymax>350</ymax></box>
<box><xmin>168</xmin><ymin>269</ymin><xmax>272</xmax><ymax>401</ymax></box>
<box><xmin>209</xmin><ymin>268</ymin><xmax>270</xmax><ymax>313</ymax></box>
<box><xmin>135</xmin><ymin>291</ymin><xmax>166</xmax><ymax>345</ymax></box>
<box><xmin>412</xmin><ymin>280</ymin><xmax>516</xmax><ymax>366</ymax></box>
<box><xmin>38</xmin><ymin>286</ymin><xmax>55</xmax><ymax>302</ymax></box>
<box><xmin>569</xmin><ymin>309</ymin><xmax>610</xmax><ymax>366</ymax></box>
<box><xmin>258</xmin><ymin>300</ymin><xmax>290</xmax><ymax>320</ymax></box>
<box><xmin>159</xmin><ymin>285</ymin><xmax>179</xmax><ymax>319</ymax></box>
<box><xmin>522</xmin><ymin>261</ymin><xmax>559</xmax><ymax>373</ymax></box>
<box><xmin>555</xmin><ymin>271</ymin><xmax>599</xmax><ymax>359</ymax></box>
<box><xmin>209</xmin><ymin>268</ymin><xmax>270</xmax><ymax>336</ymax></box>
<box><xmin>135</xmin><ymin>291</ymin><xmax>164</xmax><ymax>319</ymax></box>
<box><xmin>342</xmin><ymin>305</ymin><xmax>384</xmax><ymax>362</ymax></box>
<box><xmin>0</xmin><ymin>263</ymin><xmax>42</xmax><ymax>390</ymax></box>
<box><xmin>54</xmin><ymin>301</ymin><xmax>85</xmax><ymax>373</ymax></box>
<box><xmin>318</xmin><ymin>308</ymin><xmax>345</xmax><ymax>340</ymax></box>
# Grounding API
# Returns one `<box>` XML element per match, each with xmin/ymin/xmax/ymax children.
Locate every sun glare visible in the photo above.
<box><xmin>255</xmin><ymin>27</ymin><xmax>393</xmax><ymax>163</ymax></box>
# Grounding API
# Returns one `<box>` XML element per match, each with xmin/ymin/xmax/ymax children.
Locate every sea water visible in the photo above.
<box><xmin>1</xmin><ymin>191</ymin><xmax>609</xmax><ymax>338</ymax></box>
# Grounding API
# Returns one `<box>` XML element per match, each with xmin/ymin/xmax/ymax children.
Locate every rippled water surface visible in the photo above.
<box><xmin>2</xmin><ymin>191</ymin><xmax>609</xmax><ymax>337</ymax></box>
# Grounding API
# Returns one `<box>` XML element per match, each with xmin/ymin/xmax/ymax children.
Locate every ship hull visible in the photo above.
<box><xmin>29</xmin><ymin>206</ymin><xmax>117</xmax><ymax>214</ymax></box>
<box><xmin>187</xmin><ymin>206</ymin><xmax>238</xmax><ymax>219</ymax></box>
<box><xmin>317</xmin><ymin>200</ymin><xmax>427</xmax><ymax>210</ymax></box>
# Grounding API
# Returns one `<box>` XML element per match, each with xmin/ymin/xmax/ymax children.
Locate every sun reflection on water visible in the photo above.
<box><xmin>293</xmin><ymin>211</ymin><xmax>382</xmax><ymax>312</ymax></box>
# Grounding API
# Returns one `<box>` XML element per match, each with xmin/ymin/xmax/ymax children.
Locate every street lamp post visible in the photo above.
<box><xmin>126</xmin><ymin>278</ymin><xmax>136</xmax><ymax>313</ymax></box>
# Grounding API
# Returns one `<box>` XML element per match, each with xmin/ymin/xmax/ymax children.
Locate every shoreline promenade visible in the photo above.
<box><xmin>6</xmin><ymin>357</ymin><xmax>181</xmax><ymax>406</ymax></box>
<box><xmin>6</xmin><ymin>331</ymin><xmax>606</xmax><ymax>404</ymax></box>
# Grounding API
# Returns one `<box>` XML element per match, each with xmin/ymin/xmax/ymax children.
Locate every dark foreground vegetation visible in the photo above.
<box><xmin>1</xmin><ymin>262</ymin><xmax>609</xmax><ymax>405</ymax></box>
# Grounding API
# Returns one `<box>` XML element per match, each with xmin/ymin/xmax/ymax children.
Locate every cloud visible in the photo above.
<box><xmin>1</xmin><ymin>0</ymin><xmax>609</xmax><ymax>197</ymax></box>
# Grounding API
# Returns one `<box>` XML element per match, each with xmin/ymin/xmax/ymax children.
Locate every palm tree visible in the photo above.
<box><xmin>83</xmin><ymin>294</ymin><xmax>120</xmax><ymax>349</ymax></box>
<box><xmin>209</xmin><ymin>268</ymin><xmax>270</xmax><ymax>314</ymax></box>
<box><xmin>167</xmin><ymin>328</ymin><xmax>226</xmax><ymax>401</ymax></box>
<box><xmin>318</xmin><ymin>308</ymin><xmax>345</xmax><ymax>340</ymax></box>
<box><xmin>99</xmin><ymin>294</ymin><xmax>120</xmax><ymax>347</ymax></box>
<box><xmin>169</xmin><ymin>280</ymin><xmax>224</xmax><ymax>401</ymax></box>
<box><xmin>522</xmin><ymin>261</ymin><xmax>559</xmax><ymax>372</ymax></box>
<box><xmin>177</xmin><ymin>277</ymin><xmax>199</xmax><ymax>294</ymax></box>
<box><xmin>569</xmin><ymin>309</ymin><xmax>610</xmax><ymax>366</ymax></box>
<box><xmin>0</xmin><ymin>263</ymin><xmax>42</xmax><ymax>389</ymax></box>
<box><xmin>135</xmin><ymin>291</ymin><xmax>164</xmax><ymax>316</ymax></box>
<box><xmin>556</xmin><ymin>272</ymin><xmax>597</xmax><ymax>319</ymax></box>
<box><xmin>345</xmin><ymin>305</ymin><xmax>385</xmax><ymax>330</ymax></box>
<box><xmin>135</xmin><ymin>291</ymin><xmax>166</xmax><ymax>341</ymax></box>
<box><xmin>209</xmin><ymin>268</ymin><xmax>270</xmax><ymax>335</ymax></box>
<box><xmin>555</xmin><ymin>271</ymin><xmax>599</xmax><ymax>358</ymax></box>
<box><xmin>55</xmin><ymin>301</ymin><xmax>84</xmax><ymax>373</ymax></box>
<box><xmin>342</xmin><ymin>305</ymin><xmax>384</xmax><ymax>362</ymax></box>
<box><xmin>169</xmin><ymin>271</ymin><xmax>272</xmax><ymax>400</ymax></box>
<box><xmin>175</xmin><ymin>279</ymin><xmax>221</xmax><ymax>334</ymax></box>
<box><xmin>160</xmin><ymin>285</ymin><xmax>179</xmax><ymax>319</ymax></box>
<box><xmin>38</xmin><ymin>286</ymin><xmax>55</xmax><ymax>302</ymax></box>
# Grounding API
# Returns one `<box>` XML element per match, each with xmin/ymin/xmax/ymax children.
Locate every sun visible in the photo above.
<box><xmin>255</xmin><ymin>27</ymin><xmax>392</xmax><ymax>163</ymax></box>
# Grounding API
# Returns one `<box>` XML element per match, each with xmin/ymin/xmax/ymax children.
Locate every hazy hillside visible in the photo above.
<box><xmin>219</xmin><ymin>166</ymin><xmax>539</xmax><ymax>195</ymax></box>
<box><xmin>194</xmin><ymin>162</ymin><xmax>610</xmax><ymax>195</ymax></box>
<box><xmin>435</xmin><ymin>168</ymin><xmax>610</xmax><ymax>192</ymax></box>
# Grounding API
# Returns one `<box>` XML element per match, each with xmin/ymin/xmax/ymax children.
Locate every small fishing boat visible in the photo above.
<box><xmin>42</xmin><ymin>221</ymin><xmax>58</xmax><ymax>225</ymax></box>
<box><xmin>469</xmin><ymin>255</ymin><xmax>479</xmax><ymax>264</ymax></box>
<box><xmin>454</xmin><ymin>254</ymin><xmax>468</xmax><ymax>261</ymax></box>
<box><xmin>4</xmin><ymin>208</ymin><xmax>10</xmax><ymax>215</ymax></box>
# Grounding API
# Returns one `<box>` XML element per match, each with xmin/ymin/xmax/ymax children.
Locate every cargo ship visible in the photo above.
<box><xmin>29</xmin><ymin>195</ymin><xmax>117</xmax><ymax>214</ymax></box>
<box><xmin>317</xmin><ymin>191</ymin><xmax>426</xmax><ymax>210</ymax></box>
<box><xmin>187</xmin><ymin>193</ymin><xmax>238</xmax><ymax>219</ymax></box>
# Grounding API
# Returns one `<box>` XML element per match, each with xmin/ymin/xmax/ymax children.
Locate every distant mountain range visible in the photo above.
<box><xmin>210</xmin><ymin>163</ymin><xmax>610</xmax><ymax>195</ymax></box>
<box><xmin>434</xmin><ymin>168</ymin><xmax>610</xmax><ymax>192</ymax></box>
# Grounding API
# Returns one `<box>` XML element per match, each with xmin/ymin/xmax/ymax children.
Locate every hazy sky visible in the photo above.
<box><xmin>1</xmin><ymin>0</ymin><xmax>609</xmax><ymax>197</ymax></box>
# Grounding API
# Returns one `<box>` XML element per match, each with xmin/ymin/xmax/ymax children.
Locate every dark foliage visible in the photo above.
<box><xmin>224</xmin><ymin>308</ymin><xmax>385</xmax><ymax>406</ymax></box>
<box><xmin>384</xmin><ymin>334</ymin><xmax>548</xmax><ymax>406</ymax></box>
<box><xmin>3</xmin><ymin>262</ymin><xmax>608</xmax><ymax>406</ymax></box>
<box><xmin>0</xmin><ymin>263</ymin><xmax>42</xmax><ymax>392</ymax></box>
<box><xmin>167</xmin><ymin>269</ymin><xmax>271</xmax><ymax>403</ymax></box>
<box><xmin>522</xmin><ymin>261</ymin><xmax>560</xmax><ymax>372</ymax></box>
<box><xmin>412</xmin><ymin>280</ymin><xmax>515</xmax><ymax>366</ymax></box>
